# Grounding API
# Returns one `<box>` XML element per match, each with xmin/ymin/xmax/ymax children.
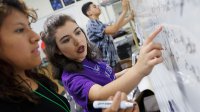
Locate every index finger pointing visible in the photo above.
<box><xmin>143</xmin><ymin>26</ymin><xmax>162</xmax><ymax>45</ymax></box>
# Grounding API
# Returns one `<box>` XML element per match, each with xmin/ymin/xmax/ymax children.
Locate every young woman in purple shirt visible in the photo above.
<box><xmin>0</xmin><ymin>0</ymin><xmax>136</xmax><ymax>112</ymax></box>
<box><xmin>43</xmin><ymin>14</ymin><xmax>163</xmax><ymax>112</ymax></box>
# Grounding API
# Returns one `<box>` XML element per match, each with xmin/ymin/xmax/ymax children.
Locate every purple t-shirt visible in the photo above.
<box><xmin>62</xmin><ymin>59</ymin><xmax>115</xmax><ymax>112</ymax></box>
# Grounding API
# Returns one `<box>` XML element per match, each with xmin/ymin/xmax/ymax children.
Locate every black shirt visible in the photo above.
<box><xmin>0</xmin><ymin>82</ymin><xmax>70</xmax><ymax>112</ymax></box>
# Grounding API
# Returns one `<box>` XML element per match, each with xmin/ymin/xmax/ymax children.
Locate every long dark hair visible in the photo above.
<box><xmin>0</xmin><ymin>0</ymin><xmax>57</xmax><ymax>103</ymax></box>
<box><xmin>43</xmin><ymin>14</ymin><xmax>101</xmax><ymax>80</ymax></box>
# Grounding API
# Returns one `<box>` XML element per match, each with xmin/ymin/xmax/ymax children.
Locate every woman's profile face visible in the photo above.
<box><xmin>55</xmin><ymin>21</ymin><xmax>87</xmax><ymax>62</ymax></box>
<box><xmin>0</xmin><ymin>9</ymin><xmax>41</xmax><ymax>73</ymax></box>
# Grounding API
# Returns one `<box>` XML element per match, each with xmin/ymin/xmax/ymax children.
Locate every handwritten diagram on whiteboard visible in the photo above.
<box><xmin>130</xmin><ymin>0</ymin><xmax>200</xmax><ymax>111</ymax></box>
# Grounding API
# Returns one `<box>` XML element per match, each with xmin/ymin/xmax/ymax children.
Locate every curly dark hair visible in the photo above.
<box><xmin>0</xmin><ymin>0</ymin><xmax>57</xmax><ymax>103</ymax></box>
<box><xmin>42</xmin><ymin>14</ymin><xmax>101</xmax><ymax>80</ymax></box>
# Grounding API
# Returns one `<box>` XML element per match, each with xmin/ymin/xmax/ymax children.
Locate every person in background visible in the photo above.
<box><xmin>81</xmin><ymin>0</ymin><xmax>134</xmax><ymax>72</ymax></box>
<box><xmin>0</xmin><ymin>0</ymin><xmax>138</xmax><ymax>112</ymax></box>
<box><xmin>43</xmin><ymin>14</ymin><xmax>163</xmax><ymax>112</ymax></box>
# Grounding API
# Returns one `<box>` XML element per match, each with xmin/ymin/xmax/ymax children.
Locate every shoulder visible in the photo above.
<box><xmin>62</xmin><ymin>70</ymin><xmax>94</xmax><ymax>85</ymax></box>
<box><xmin>62</xmin><ymin>71</ymin><xmax>84</xmax><ymax>81</ymax></box>
<box><xmin>36</xmin><ymin>75</ymin><xmax>57</xmax><ymax>92</ymax></box>
<box><xmin>87</xmin><ymin>19</ymin><xmax>95</xmax><ymax>24</ymax></box>
<box><xmin>87</xmin><ymin>19</ymin><xmax>103</xmax><ymax>27</ymax></box>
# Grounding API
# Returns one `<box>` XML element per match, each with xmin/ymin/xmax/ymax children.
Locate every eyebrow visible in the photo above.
<box><xmin>59</xmin><ymin>27</ymin><xmax>80</xmax><ymax>42</ymax></box>
<box><xmin>14</xmin><ymin>22</ymin><xmax>30</xmax><ymax>27</ymax></box>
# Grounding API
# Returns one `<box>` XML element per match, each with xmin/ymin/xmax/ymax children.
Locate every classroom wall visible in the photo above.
<box><xmin>24</xmin><ymin>0</ymin><xmax>53</xmax><ymax>19</ymax></box>
<box><xmin>24</xmin><ymin>0</ymin><xmax>110</xmax><ymax>33</ymax></box>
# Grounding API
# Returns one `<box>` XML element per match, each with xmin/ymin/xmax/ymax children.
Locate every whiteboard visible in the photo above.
<box><xmin>130</xmin><ymin>0</ymin><xmax>200</xmax><ymax>111</ymax></box>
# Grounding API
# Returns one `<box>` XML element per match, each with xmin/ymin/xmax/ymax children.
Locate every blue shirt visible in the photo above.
<box><xmin>86</xmin><ymin>19</ymin><xmax>119</xmax><ymax>68</ymax></box>
<box><xmin>62</xmin><ymin>59</ymin><xmax>115</xmax><ymax>112</ymax></box>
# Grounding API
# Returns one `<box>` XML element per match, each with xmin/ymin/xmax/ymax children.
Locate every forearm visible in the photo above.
<box><xmin>89</xmin><ymin>27</ymin><xmax>163</xmax><ymax>101</ymax></box>
<box><xmin>113</xmin><ymin>11</ymin><xmax>127</xmax><ymax>31</ymax></box>
<box><xmin>106</xmin><ymin>11</ymin><xmax>132</xmax><ymax>34</ymax></box>
<box><xmin>120</xmin><ymin>17</ymin><xmax>132</xmax><ymax>27</ymax></box>
<box><xmin>104</xmin><ymin>0</ymin><xmax>131</xmax><ymax>34</ymax></box>
<box><xmin>89</xmin><ymin>64</ymin><xmax>144</xmax><ymax>101</ymax></box>
<box><xmin>115</xmin><ymin>68</ymin><xmax>129</xmax><ymax>78</ymax></box>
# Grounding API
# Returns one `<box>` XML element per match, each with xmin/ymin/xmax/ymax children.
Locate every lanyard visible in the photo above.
<box><xmin>33</xmin><ymin>81</ymin><xmax>70</xmax><ymax>112</ymax></box>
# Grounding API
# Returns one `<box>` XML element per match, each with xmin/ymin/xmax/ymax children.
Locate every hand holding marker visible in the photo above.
<box><xmin>93</xmin><ymin>100</ymin><xmax>136</xmax><ymax>109</ymax></box>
